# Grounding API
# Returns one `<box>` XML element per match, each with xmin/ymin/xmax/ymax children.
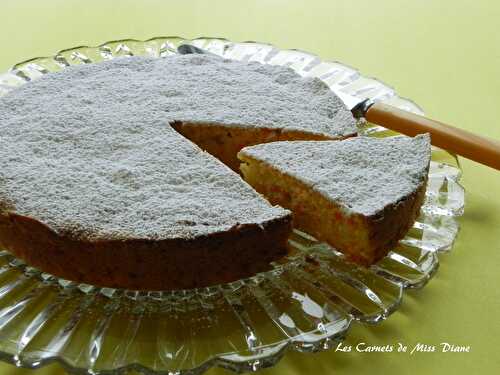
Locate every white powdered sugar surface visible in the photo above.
<box><xmin>240</xmin><ymin>134</ymin><xmax>431</xmax><ymax>216</ymax></box>
<box><xmin>0</xmin><ymin>54</ymin><xmax>365</xmax><ymax>240</ymax></box>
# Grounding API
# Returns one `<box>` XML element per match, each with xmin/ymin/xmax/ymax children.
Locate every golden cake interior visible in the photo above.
<box><xmin>170</xmin><ymin>121</ymin><xmax>341</xmax><ymax>172</ymax></box>
<box><xmin>238</xmin><ymin>152</ymin><xmax>427</xmax><ymax>265</ymax></box>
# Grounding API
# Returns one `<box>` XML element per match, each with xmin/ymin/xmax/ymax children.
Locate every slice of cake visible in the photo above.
<box><xmin>238</xmin><ymin>135</ymin><xmax>431</xmax><ymax>265</ymax></box>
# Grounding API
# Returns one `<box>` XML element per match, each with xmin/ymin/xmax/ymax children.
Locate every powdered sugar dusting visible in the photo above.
<box><xmin>0</xmin><ymin>54</ymin><xmax>371</xmax><ymax>240</ymax></box>
<box><xmin>240</xmin><ymin>135</ymin><xmax>431</xmax><ymax>216</ymax></box>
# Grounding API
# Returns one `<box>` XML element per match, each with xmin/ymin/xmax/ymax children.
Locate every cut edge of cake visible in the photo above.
<box><xmin>170</xmin><ymin>120</ymin><xmax>356</xmax><ymax>172</ymax></box>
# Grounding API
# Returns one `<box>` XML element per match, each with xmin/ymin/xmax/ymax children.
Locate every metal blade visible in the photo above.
<box><xmin>333</xmin><ymin>90</ymin><xmax>361</xmax><ymax>111</ymax></box>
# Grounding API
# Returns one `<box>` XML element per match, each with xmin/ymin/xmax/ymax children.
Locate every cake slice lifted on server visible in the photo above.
<box><xmin>238</xmin><ymin>134</ymin><xmax>431</xmax><ymax>265</ymax></box>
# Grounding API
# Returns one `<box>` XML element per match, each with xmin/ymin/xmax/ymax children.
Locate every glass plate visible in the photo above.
<box><xmin>0</xmin><ymin>37</ymin><xmax>464</xmax><ymax>374</ymax></box>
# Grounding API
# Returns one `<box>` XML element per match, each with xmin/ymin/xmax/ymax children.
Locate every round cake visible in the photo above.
<box><xmin>0</xmin><ymin>54</ymin><xmax>357</xmax><ymax>290</ymax></box>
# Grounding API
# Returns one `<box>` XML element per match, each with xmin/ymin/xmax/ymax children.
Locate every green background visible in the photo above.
<box><xmin>0</xmin><ymin>0</ymin><xmax>499</xmax><ymax>374</ymax></box>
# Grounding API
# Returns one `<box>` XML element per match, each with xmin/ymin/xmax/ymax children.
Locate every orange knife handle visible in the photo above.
<box><xmin>365</xmin><ymin>102</ymin><xmax>500</xmax><ymax>170</ymax></box>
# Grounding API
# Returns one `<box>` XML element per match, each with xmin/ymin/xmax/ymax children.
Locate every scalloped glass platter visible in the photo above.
<box><xmin>0</xmin><ymin>37</ymin><xmax>464</xmax><ymax>374</ymax></box>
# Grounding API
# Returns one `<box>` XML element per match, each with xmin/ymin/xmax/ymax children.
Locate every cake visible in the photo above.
<box><xmin>0</xmin><ymin>53</ymin><xmax>357</xmax><ymax>290</ymax></box>
<box><xmin>238</xmin><ymin>135</ymin><xmax>431</xmax><ymax>265</ymax></box>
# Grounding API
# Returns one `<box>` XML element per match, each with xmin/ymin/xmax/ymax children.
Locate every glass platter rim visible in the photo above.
<box><xmin>0</xmin><ymin>36</ymin><xmax>465</xmax><ymax>375</ymax></box>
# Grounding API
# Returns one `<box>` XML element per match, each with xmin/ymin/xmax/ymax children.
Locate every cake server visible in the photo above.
<box><xmin>345</xmin><ymin>93</ymin><xmax>500</xmax><ymax>170</ymax></box>
<box><xmin>177</xmin><ymin>44</ymin><xmax>500</xmax><ymax>170</ymax></box>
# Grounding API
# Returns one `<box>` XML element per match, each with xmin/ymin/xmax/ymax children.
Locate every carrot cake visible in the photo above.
<box><xmin>0</xmin><ymin>53</ymin><xmax>357</xmax><ymax>290</ymax></box>
<box><xmin>238</xmin><ymin>134</ymin><xmax>431</xmax><ymax>266</ymax></box>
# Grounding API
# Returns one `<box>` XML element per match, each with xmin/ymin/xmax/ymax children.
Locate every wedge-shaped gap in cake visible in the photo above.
<box><xmin>170</xmin><ymin>120</ymin><xmax>351</xmax><ymax>173</ymax></box>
